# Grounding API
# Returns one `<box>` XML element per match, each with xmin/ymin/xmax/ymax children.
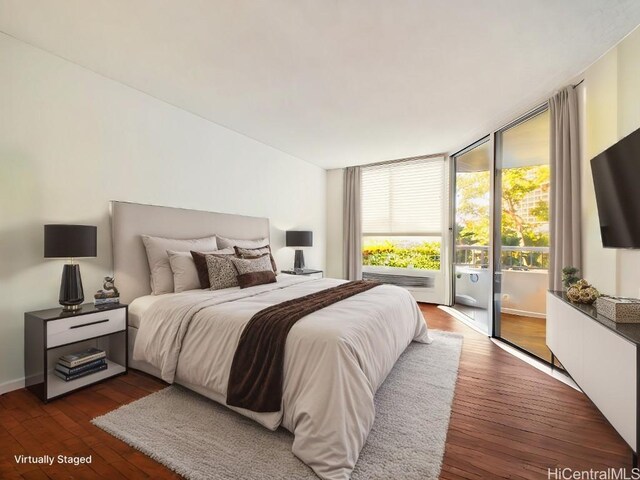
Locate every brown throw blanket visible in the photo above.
<box><xmin>226</xmin><ymin>280</ymin><xmax>381</xmax><ymax>412</ymax></box>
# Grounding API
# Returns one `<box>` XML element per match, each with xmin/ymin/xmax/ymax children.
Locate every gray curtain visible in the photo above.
<box><xmin>549</xmin><ymin>86</ymin><xmax>582</xmax><ymax>291</ymax></box>
<box><xmin>343</xmin><ymin>166</ymin><xmax>362</xmax><ymax>280</ymax></box>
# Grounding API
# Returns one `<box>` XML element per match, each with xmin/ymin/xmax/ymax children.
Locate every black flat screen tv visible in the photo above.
<box><xmin>591</xmin><ymin>126</ymin><xmax>640</xmax><ymax>249</ymax></box>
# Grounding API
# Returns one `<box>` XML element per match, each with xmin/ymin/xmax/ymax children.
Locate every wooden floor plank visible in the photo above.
<box><xmin>424</xmin><ymin>304</ymin><xmax>632</xmax><ymax>477</ymax></box>
<box><xmin>0</xmin><ymin>304</ymin><xmax>632</xmax><ymax>479</ymax></box>
<box><xmin>501</xmin><ymin>313</ymin><xmax>551</xmax><ymax>362</ymax></box>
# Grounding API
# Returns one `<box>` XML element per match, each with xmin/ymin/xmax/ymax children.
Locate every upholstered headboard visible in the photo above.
<box><xmin>111</xmin><ymin>201</ymin><xmax>270</xmax><ymax>304</ymax></box>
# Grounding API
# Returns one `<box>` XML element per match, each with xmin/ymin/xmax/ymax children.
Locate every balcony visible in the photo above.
<box><xmin>455</xmin><ymin>245</ymin><xmax>549</xmax><ymax>318</ymax></box>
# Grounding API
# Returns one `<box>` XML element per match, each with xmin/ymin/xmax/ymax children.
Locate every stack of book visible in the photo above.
<box><xmin>94</xmin><ymin>289</ymin><xmax>119</xmax><ymax>306</ymax></box>
<box><xmin>54</xmin><ymin>347</ymin><xmax>108</xmax><ymax>381</ymax></box>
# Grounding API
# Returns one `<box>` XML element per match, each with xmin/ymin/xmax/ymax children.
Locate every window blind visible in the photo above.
<box><xmin>362</xmin><ymin>157</ymin><xmax>444</xmax><ymax>236</ymax></box>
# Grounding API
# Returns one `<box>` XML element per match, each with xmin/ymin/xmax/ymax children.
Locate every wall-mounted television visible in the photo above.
<box><xmin>591</xmin><ymin>126</ymin><xmax>640</xmax><ymax>249</ymax></box>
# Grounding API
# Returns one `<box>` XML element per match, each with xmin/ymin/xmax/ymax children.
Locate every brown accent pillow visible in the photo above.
<box><xmin>191</xmin><ymin>248</ymin><xmax>235</xmax><ymax>288</ymax></box>
<box><xmin>234</xmin><ymin>245</ymin><xmax>278</xmax><ymax>273</ymax></box>
<box><xmin>237</xmin><ymin>270</ymin><xmax>277</xmax><ymax>289</ymax></box>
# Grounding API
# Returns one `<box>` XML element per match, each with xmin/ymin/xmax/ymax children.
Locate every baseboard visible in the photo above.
<box><xmin>0</xmin><ymin>377</ymin><xmax>25</xmax><ymax>395</ymax></box>
<box><xmin>501</xmin><ymin>307</ymin><xmax>546</xmax><ymax>319</ymax></box>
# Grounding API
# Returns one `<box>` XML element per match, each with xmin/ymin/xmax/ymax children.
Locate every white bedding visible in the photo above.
<box><xmin>133</xmin><ymin>276</ymin><xmax>430</xmax><ymax>479</ymax></box>
<box><xmin>129</xmin><ymin>289</ymin><xmax>216</xmax><ymax>328</ymax></box>
<box><xmin>129</xmin><ymin>293</ymin><xmax>168</xmax><ymax>328</ymax></box>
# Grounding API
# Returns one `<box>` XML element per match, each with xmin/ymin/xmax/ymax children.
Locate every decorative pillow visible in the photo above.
<box><xmin>167</xmin><ymin>250</ymin><xmax>218</xmax><ymax>293</ymax></box>
<box><xmin>191</xmin><ymin>248</ymin><xmax>235</xmax><ymax>289</ymax></box>
<box><xmin>234</xmin><ymin>245</ymin><xmax>278</xmax><ymax>273</ymax></box>
<box><xmin>141</xmin><ymin>235</ymin><xmax>217</xmax><ymax>295</ymax></box>
<box><xmin>206</xmin><ymin>254</ymin><xmax>240</xmax><ymax>290</ymax></box>
<box><xmin>237</xmin><ymin>270</ymin><xmax>277</xmax><ymax>289</ymax></box>
<box><xmin>216</xmin><ymin>235</ymin><xmax>269</xmax><ymax>250</ymax></box>
<box><xmin>230</xmin><ymin>253</ymin><xmax>274</xmax><ymax>276</ymax></box>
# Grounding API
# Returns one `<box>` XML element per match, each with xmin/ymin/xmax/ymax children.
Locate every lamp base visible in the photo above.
<box><xmin>59</xmin><ymin>263</ymin><xmax>84</xmax><ymax>311</ymax></box>
<box><xmin>293</xmin><ymin>249</ymin><xmax>305</xmax><ymax>271</ymax></box>
<box><xmin>62</xmin><ymin>304</ymin><xmax>82</xmax><ymax>312</ymax></box>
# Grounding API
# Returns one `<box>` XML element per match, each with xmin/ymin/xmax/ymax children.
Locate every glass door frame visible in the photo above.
<box><xmin>450</xmin><ymin>102</ymin><xmax>556</xmax><ymax>367</ymax></box>
<box><xmin>449</xmin><ymin>134</ymin><xmax>496</xmax><ymax>336</ymax></box>
<box><xmin>492</xmin><ymin>103</ymin><xmax>554</xmax><ymax>366</ymax></box>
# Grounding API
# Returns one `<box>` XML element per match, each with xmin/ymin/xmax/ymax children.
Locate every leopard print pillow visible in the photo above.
<box><xmin>191</xmin><ymin>248</ymin><xmax>235</xmax><ymax>289</ymax></box>
<box><xmin>205</xmin><ymin>254</ymin><xmax>239</xmax><ymax>290</ymax></box>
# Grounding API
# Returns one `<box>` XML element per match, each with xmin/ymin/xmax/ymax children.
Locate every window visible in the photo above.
<box><xmin>361</xmin><ymin>156</ymin><xmax>445</xmax><ymax>271</ymax></box>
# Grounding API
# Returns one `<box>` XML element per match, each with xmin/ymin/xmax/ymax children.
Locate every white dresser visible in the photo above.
<box><xmin>547</xmin><ymin>291</ymin><xmax>638</xmax><ymax>464</ymax></box>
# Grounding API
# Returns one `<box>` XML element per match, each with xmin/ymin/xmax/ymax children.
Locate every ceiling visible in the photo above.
<box><xmin>1</xmin><ymin>1</ymin><xmax>640</xmax><ymax>169</ymax></box>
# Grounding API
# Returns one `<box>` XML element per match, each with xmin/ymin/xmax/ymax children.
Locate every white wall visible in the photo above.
<box><xmin>501</xmin><ymin>271</ymin><xmax>547</xmax><ymax>318</ymax></box>
<box><xmin>325</xmin><ymin>169</ymin><xmax>344</xmax><ymax>279</ymax></box>
<box><xmin>0</xmin><ymin>33</ymin><xmax>326</xmax><ymax>391</ymax></box>
<box><xmin>581</xmin><ymin>26</ymin><xmax>640</xmax><ymax>297</ymax></box>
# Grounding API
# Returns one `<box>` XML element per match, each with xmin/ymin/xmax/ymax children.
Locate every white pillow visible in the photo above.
<box><xmin>141</xmin><ymin>235</ymin><xmax>217</xmax><ymax>295</ymax></box>
<box><xmin>216</xmin><ymin>235</ymin><xmax>269</xmax><ymax>249</ymax></box>
<box><xmin>167</xmin><ymin>250</ymin><xmax>224</xmax><ymax>293</ymax></box>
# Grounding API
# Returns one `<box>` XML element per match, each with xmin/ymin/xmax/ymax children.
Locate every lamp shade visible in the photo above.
<box><xmin>286</xmin><ymin>230</ymin><xmax>313</xmax><ymax>247</ymax></box>
<box><xmin>44</xmin><ymin>224</ymin><xmax>97</xmax><ymax>258</ymax></box>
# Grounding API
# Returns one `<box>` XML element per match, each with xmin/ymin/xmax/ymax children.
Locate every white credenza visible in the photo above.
<box><xmin>547</xmin><ymin>291</ymin><xmax>638</xmax><ymax>463</ymax></box>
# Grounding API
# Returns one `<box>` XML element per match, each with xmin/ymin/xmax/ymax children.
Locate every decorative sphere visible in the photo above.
<box><xmin>566</xmin><ymin>279</ymin><xmax>599</xmax><ymax>305</ymax></box>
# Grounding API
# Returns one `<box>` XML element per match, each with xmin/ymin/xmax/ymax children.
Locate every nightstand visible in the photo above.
<box><xmin>24</xmin><ymin>303</ymin><xmax>128</xmax><ymax>402</ymax></box>
<box><xmin>281</xmin><ymin>269</ymin><xmax>324</xmax><ymax>279</ymax></box>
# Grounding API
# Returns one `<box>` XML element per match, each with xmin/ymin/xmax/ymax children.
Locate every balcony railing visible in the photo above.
<box><xmin>455</xmin><ymin>245</ymin><xmax>549</xmax><ymax>270</ymax></box>
<box><xmin>455</xmin><ymin>246</ymin><xmax>489</xmax><ymax>268</ymax></box>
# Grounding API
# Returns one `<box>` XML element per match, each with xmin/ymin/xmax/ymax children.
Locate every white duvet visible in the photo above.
<box><xmin>133</xmin><ymin>275</ymin><xmax>430</xmax><ymax>479</ymax></box>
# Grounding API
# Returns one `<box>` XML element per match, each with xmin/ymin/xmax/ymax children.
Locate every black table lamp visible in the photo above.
<box><xmin>44</xmin><ymin>224</ymin><xmax>97</xmax><ymax>311</ymax></box>
<box><xmin>285</xmin><ymin>230</ymin><xmax>313</xmax><ymax>271</ymax></box>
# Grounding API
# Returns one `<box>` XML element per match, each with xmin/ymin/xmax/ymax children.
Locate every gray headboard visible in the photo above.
<box><xmin>111</xmin><ymin>201</ymin><xmax>270</xmax><ymax>304</ymax></box>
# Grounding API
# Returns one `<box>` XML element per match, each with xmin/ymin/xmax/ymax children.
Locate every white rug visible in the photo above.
<box><xmin>92</xmin><ymin>331</ymin><xmax>462</xmax><ymax>479</ymax></box>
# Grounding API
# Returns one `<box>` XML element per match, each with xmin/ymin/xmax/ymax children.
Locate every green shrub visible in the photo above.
<box><xmin>362</xmin><ymin>240</ymin><xmax>441</xmax><ymax>270</ymax></box>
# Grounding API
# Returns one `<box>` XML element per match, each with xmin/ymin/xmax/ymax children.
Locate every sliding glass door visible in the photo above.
<box><xmin>494</xmin><ymin>107</ymin><xmax>552</xmax><ymax>362</ymax></box>
<box><xmin>451</xmin><ymin>106</ymin><xmax>553</xmax><ymax>363</ymax></box>
<box><xmin>452</xmin><ymin>139</ymin><xmax>492</xmax><ymax>335</ymax></box>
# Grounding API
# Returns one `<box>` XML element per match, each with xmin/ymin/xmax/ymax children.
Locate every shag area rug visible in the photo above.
<box><xmin>92</xmin><ymin>330</ymin><xmax>462</xmax><ymax>479</ymax></box>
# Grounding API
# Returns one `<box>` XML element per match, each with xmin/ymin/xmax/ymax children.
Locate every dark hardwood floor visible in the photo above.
<box><xmin>0</xmin><ymin>304</ymin><xmax>632</xmax><ymax>479</ymax></box>
<box><xmin>500</xmin><ymin>312</ymin><xmax>552</xmax><ymax>363</ymax></box>
<box><xmin>0</xmin><ymin>371</ymin><xmax>178</xmax><ymax>480</ymax></box>
<box><xmin>425</xmin><ymin>304</ymin><xmax>631</xmax><ymax>479</ymax></box>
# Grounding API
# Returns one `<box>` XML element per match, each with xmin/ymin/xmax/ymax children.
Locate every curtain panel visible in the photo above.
<box><xmin>549</xmin><ymin>86</ymin><xmax>582</xmax><ymax>290</ymax></box>
<box><xmin>343</xmin><ymin>166</ymin><xmax>362</xmax><ymax>280</ymax></box>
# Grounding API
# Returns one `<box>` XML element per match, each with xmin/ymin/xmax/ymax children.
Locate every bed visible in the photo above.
<box><xmin>112</xmin><ymin>201</ymin><xmax>430</xmax><ymax>480</ymax></box>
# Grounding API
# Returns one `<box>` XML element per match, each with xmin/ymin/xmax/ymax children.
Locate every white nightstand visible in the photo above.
<box><xmin>24</xmin><ymin>303</ymin><xmax>128</xmax><ymax>402</ymax></box>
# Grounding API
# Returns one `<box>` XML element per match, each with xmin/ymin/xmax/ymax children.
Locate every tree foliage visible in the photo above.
<box><xmin>501</xmin><ymin>165</ymin><xmax>550</xmax><ymax>247</ymax></box>
<box><xmin>455</xmin><ymin>170</ymin><xmax>491</xmax><ymax>246</ymax></box>
<box><xmin>456</xmin><ymin>165</ymin><xmax>550</xmax><ymax>248</ymax></box>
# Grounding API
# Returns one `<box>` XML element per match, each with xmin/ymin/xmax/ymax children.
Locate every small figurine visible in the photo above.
<box><xmin>94</xmin><ymin>276</ymin><xmax>120</xmax><ymax>305</ymax></box>
<box><xmin>103</xmin><ymin>276</ymin><xmax>119</xmax><ymax>296</ymax></box>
